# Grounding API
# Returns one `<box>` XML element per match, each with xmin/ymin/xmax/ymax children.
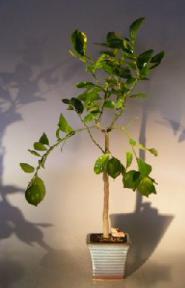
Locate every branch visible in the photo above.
<box><xmin>115</xmin><ymin>124</ymin><xmax>154</xmax><ymax>157</ymax></box>
<box><xmin>97</xmin><ymin>89</ymin><xmax>108</xmax><ymax>123</ymax></box>
<box><xmin>79</xmin><ymin>115</ymin><xmax>104</xmax><ymax>153</ymax></box>
<box><xmin>29</xmin><ymin>127</ymin><xmax>91</xmax><ymax>186</ymax></box>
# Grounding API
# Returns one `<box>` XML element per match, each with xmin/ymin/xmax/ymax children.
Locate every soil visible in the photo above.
<box><xmin>88</xmin><ymin>233</ymin><xmax>128</xmax><ymax>244</ymax></box>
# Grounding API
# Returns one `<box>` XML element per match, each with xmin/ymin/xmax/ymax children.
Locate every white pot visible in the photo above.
<box><xmin>87</xmin><ymin>234</ymin><xmax>130</xmax><ymax>279</ymax></box>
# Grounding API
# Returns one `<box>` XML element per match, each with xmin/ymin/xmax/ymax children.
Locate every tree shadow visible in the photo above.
<box><xmin>0</xmin><ymin>186</ymin><xmax>52</xmax><ymax>250</ymax></box>
<box><xmin>111</xmin><ymin>103</ymin><xmax>173</xmax><ymax>277</ymax></box>
<box><xmin>0</xmin><ymin>37</ymin><xmax>68</xmax><ymax>286</ymax></box>
<box><xmin>157</xmin><ymin>117</ymin><xmax>185</xmax><ymax>142</ymax></box>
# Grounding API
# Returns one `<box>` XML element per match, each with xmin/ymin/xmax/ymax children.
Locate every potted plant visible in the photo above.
<box><xmin>20</xmin><ymin>17</ymin><xmax>164</xmax><ymax>279</ymax></box>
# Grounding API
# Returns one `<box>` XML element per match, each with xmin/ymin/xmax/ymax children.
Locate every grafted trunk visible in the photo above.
<box><xmin>103</xmin><ymin>132</ymin><xmax>110</xmax><ymax>239</ymax></box>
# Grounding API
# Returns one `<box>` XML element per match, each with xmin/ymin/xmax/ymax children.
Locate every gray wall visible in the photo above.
<box><xmin>0</xmin><ymin>1</ymin><xmax>185</xmax><ymax>287</ymax></box>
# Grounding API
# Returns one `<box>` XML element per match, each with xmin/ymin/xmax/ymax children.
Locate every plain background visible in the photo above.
<box><xmin>0</xmin><ymin>1</ymin><xmax>184</xmax><ymax>287</ymax></box>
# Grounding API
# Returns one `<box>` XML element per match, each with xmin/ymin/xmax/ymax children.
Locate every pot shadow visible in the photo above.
<box><xmin>111</xmin><ymin>205</ymin><xmax>173</xmax><ymax>277</ymax></box>
<box><xmin>132</xmin><ymin>261</ymin><xmax>172</xmax><ymax>287</ymax></box>
<box><xmin>111</xmin><ymin>103</ymin><xmax>174</xmax><ymax>277</ymax></box>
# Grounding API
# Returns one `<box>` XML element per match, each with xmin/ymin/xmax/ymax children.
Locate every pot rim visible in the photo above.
<box><xmin>86</xmin><ymin>233</ymin><xmax>130</xmax><ymax>245</ymax></box>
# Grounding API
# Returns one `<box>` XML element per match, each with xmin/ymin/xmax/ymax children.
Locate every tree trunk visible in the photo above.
<box><xmin>103</xmin><ymin>132</ymin><xmax>110</xmax><ymax>239</ymax></box>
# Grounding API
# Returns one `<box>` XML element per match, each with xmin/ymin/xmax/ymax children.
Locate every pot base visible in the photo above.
<box><xmin>93</xmin><ymin>275</ymin><xmax>125</xmax><ymax>280</ymax></box>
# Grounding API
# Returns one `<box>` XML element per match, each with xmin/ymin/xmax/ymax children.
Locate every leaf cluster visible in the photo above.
<box><xmin>66</xmin><ymin>18</ymin><xmax>164</xmax><ymax>127</ymax></box>
<box><xmin>94</xmin><ymin>136</ymin><xmax>158</xmax><ymax>197</ymax></box>
<box><xmin>20</xmin><ymin>114</ymin><xmax>75</xmax><ymax>205</ymax></box>
<box><xmin>20</xmin><ymin>17</ymin><xmax>164</xmax><ymax>205</ymax></box>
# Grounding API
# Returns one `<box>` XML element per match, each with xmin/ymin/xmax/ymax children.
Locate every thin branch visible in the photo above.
<box><xmin>29</xmin><ymin>126</ymin><xmax>92</xmax><ymax>186</ymax></box>
<box><xmin>110</xmin><ymin>109</ymin><xmax>124</xmax><ymax>129</ymax></box>
<box><xmin>97</xmin><ymin>89</ymin><xmax>108</xmax><ymax>123</ymax></box>
<box><xmin>79</xmin><ymin>115</ymin><xmax>104</xmax><ymax>153</ymax></box>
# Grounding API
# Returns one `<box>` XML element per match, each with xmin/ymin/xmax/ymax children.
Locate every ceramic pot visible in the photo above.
<box><xmin>87</xmin><ymin>233</ymin><xmax>130</xmax><ymax>279</ymax></box>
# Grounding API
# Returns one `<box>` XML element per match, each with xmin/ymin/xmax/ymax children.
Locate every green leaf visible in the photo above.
<box><xmin>62</xmin><ymin>98</ymin><xmax>70</xmax><ymax>104</ymax></box>
<box><xmin>99</xmin><ymin>50</ymin><xmax>116</xmax><ymax>57</ymax></box>
<box><xmin>129</xmin><ymin>138</ymin><xmax>137</xmax><ymax>146</ymax></box>
<box><xmin>115</xmin><ymin>98</ymin><xmax>125</xmax><ymax>110</ymax></box>
<box><xmin>123</xmin><ymin>170</ymin><xmax>140</xmax><ymax>190</ymax></box>
<box><xmin>137</xmin><ymin>49</ymin><xmax>154</xmax><ymax>70</ymax></box>
<box><xmin>39</xmin><ymin>133</ymin><xmax>49</xmax><ymax>145</ymax></box>
<box><xmin>28</xmin><ymin>149</ymin><xmax>41</xmax><ymax>157</ymax></box>
<box><xmin>34</xmin><ymin>142</ymin><xmax>47</xmax><ymax>151</ymax></box>
<box><xmin>78</xmin><ymin>87</ymin><xmax>101</xmax><ymax>103</ymax></box>
<box><xmin>150</xmin><ymin>51</ymin><xmax>165</xmax><ymax>69</ymax></box>
<box><xmin>117</xmin><ymin>66</ymin><xmax>132</xmax><ymax>79</ymax></box>
<box><xmin>126</xmin><ymin>152</ymin><xmax>133</xmax><ymax>169</ymax></box>
<box><xmin>90</xmin><ymin>108</ymin><xmax>100</xmax><ymax>114</ymax></box>
<box><xmin>104</xmin><ymin>100</ymin><xmax>115</xmax><ymax>109</ymax></box>
<box><xmin>76</xmin><ymin>82</ymin><xmax>96</xmax><ymax>89</ymax></box>
<box><xmin>148</xmin><ymin>148</ymin><xmax>158</xmax><ymax>156</ymax></box>
<box><xmin>87</xmin><ymin>54</ymin><xmax>113</xmax><ymax>74</ymax></box>
<box><xmin>106</xmin><ymin>157</ymin><xmax>124</xmax><ymax>179</ymax></box>
<box><xmin>69</xmin><ymin>49</ymin><xmax>87</xmax><ymax>63</ymax></box>
<box><xmin>56</xmin><ymin>128</ymin><xmax>60</xmax><ymax>139</ymax></box>
<box><xmin>67</xmin><ymin>104</ymin><xmax>74</xmax><ymax>111</ymax></box>
<box><xmin>71</xmin><ymin>97</ymin><xmax>84</xmax><ymax>114</ymax></box>
<box><xmin>137</xmin><ymin>176</ymin><xmax>156</xmax><ymax>197</ymax></box>
<box><xmin>126</xmin><ymin>77</ymin><xmax>137</xmax><ymax>88</ymax></box>
<box><xmin>84</xmin><ymin>113</ymin><xmax>99</xmax><ymax>123</ymax></box>
<box><xmin>92</xmin><ymin>56</ymin><xmax>131</xmax><ymax>79</ymax></box>
<box><xmin>20</xmin><ymin>163</ymin><xmax>35</xmax><ymax>173</ymax></box>
<box><xmin>94</xmin><ymin>153</ymin><xmax>110</xmax><ymax>174</ymax></box>
<box><xmin>106</xmin><ymin>32</ymin><xmax>123</xmax><ymax>49</ymax></box>
<box><xmin>39</xmin><ymin>156</ymin><xmax>46</xmax><ymax>169</ymax></box>
<box><xmin>71</xmin><ymin>30</ymin><xmax>87</xmax><ymax>56</ymax></box>
<box><xmin>130</xmin><ymin>17</ymin><xmax>145</xmax><ymax>40</ymax></box>
<box><xmin>58</xmin><ymin>114</ymin><xmax>73</xmax><ymax>134</ymax></box>
<box><xmin>25</xmin><ymin>176</ymin><xmax>46</xmax><ymax>206</ymax></box>
<box><xmin>137</xmin><ymin>158</ymin><xmax>152</xmax><ymax>177</ymax></box>
<box><xmin>122</xmin><ymin>38</ymin><xmax>133</xmax><ymax>54</ymax></box>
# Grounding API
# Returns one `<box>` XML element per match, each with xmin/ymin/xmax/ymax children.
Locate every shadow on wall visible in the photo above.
<box><xmin>111</xmin><ymin>103</ymin><xmax>173</xmax><ymax>277</ymax></box>
<box><xmin>0</xmin><ymin>259</ymin><xmax>24</xmax><ymax>288</ymax></box>
<box><xmin>0</xmin><ymin>38</ymin><xmax>68</xmax><ymax>286</ymax></box>
<box><xmin>111</xmin><ymin>206</ymin><xmax>173</xmax><ymax>277</ymax></box>
<box><xmin>157</xmin><ymin>117</ymin><xmax>185</xmax><ymax>143</ymax></box>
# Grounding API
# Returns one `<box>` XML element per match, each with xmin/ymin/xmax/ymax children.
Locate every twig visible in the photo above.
<box><xmin>79</xmin><ymin>115</ymin><xmax>104</xmax><ymax>153</ymax></box>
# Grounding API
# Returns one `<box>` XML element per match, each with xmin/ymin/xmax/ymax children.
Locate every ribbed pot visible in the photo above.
<box><xmin>87</xmin><ymin>234</ymin><xmax>130</xmax><ymax>279</ymax></box>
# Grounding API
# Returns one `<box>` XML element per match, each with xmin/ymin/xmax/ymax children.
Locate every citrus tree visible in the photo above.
<box><xmin>20</xmin><ymin>18</ymin><xmax>164</xmax><ymax>239</ymax></box>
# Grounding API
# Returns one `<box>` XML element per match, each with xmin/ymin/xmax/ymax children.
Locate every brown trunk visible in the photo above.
<box><xmin>103</xmin><ymin>132</ymin><xmax>110</xmax><ymax>239</ymax></box>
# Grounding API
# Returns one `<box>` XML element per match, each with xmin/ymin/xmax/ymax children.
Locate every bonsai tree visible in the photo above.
<box><xmin>20</xmin><ymin>18</ymin><xmax>164</xmax><ymax>240</ymax></box>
